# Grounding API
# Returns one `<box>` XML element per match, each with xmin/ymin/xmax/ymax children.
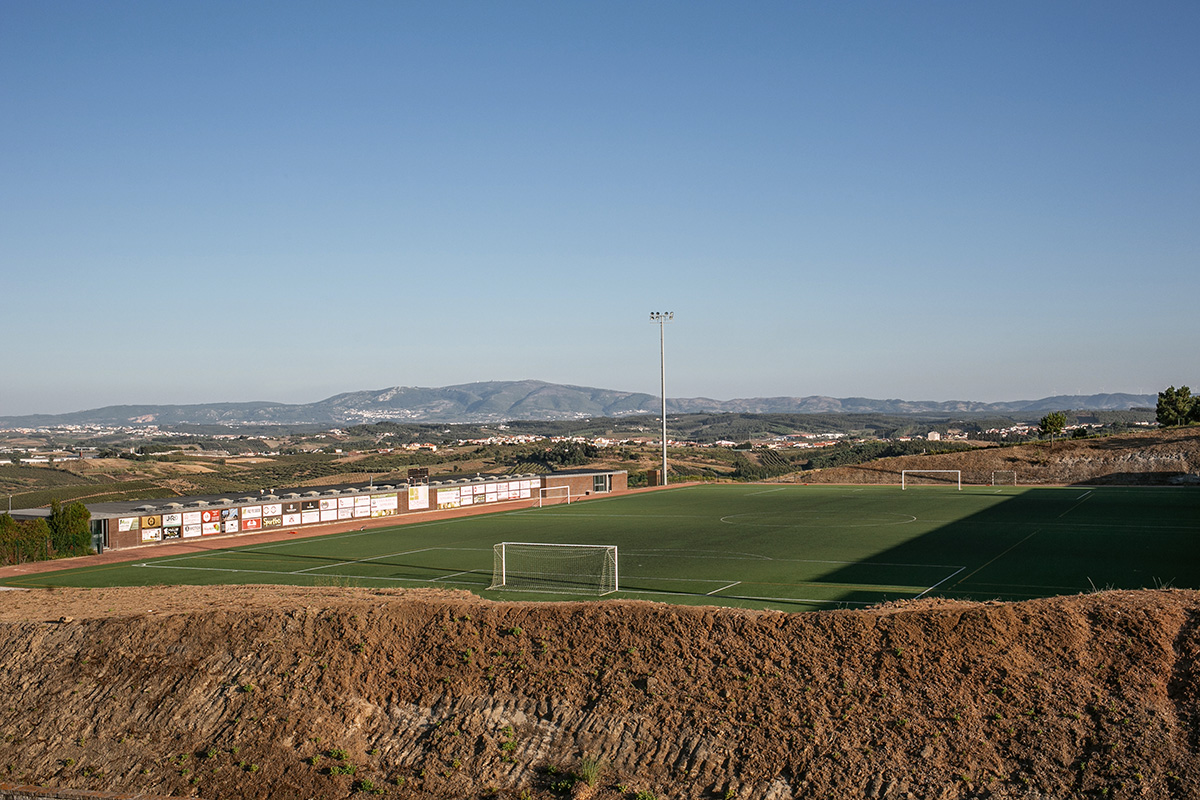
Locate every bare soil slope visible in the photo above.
<box><xmin>1</xmin><ymin>586</ymin><xmax>1198</xmax><ymax>799</ymax></box>
<box><xmin>793</xmin><ymin>427</ymin><xmax>1200</xmax><ymax>486</ymax></box>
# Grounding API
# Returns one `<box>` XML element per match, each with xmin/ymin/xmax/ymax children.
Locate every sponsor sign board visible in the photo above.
<box><xmin>118</xmin><ymin>517</ymin><xmax>138</xmax><ymax>532</ymax></box>
<box><xmin>437</xmin><ymin>488</ymin><xmax>460</xmax><ymax>509</ymax></box>
<box><xmin>408</xmin><ymin>485</ymin><xmax>429</xmax><ymax>510</ymax></box>
<box><xmin>141</xmin><ymin>528</ymin><xmax>161</xmax><ymax>543</ymax></box>
<box><xmin>354</xmin><ymin>496</ymin><xmax>371</xmax><ymax>517</ymax></box>
<box><xmin>371</xmin><ymin>493</ymin><xmax>399</xmax><ymax>517</ymax></box>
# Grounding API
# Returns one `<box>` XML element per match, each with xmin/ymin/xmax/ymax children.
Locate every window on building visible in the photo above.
<box><xmin>593</xmin><ymin>474</ymin><xmax>611</xmax><ymax>493</ymax></box>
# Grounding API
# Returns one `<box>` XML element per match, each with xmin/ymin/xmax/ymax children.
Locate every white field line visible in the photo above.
<box><xmin>292</xmin><ymin>546</ymin><xmax>439</xmax><ymax>574</ymax></box>
<box><xmin>288</xmin><ymin>545</ymin><xmax>493</xmax><ymax>574</ymax></box>
<box><xmin>625</xmin><ymin>551</ymin><xmax>967</xmax><ymax>569</ymax></box>
<box><xmin>951</xmin><ymin>529</ymin><xmax>1043</xmax><ymax>588</ymax></box>
<box><xmin>617</xmin><ymin>586</ymin><xmax>882</xmax><ymax>607</ymax></box>
<box><xmin>429</xmin><ymin>570</ymin><xmax>469</xmax><ymax>581</ymax></box>
<box><xmin>1057</xmin><ymin>491</ymin><xmax>1093</xmax><ymax>518</ymax></box>
<box><xmin>707</xmin><ymin>581</ymin><xmax>742</xmax><ymax>595</ymax></box>
<box><xmin>134</xmin><ymin>561</ymin><xmax>488</xmax><ymax>586</ymax></box>
<box><xmin>913</xmin><ymin>566</ymin><xmax>967</xmax><ymax>599</ymax></box>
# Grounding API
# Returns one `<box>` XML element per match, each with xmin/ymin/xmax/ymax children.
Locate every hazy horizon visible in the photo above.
<box><xmin>0</xmin><ymin>379</ymin><xmax>1161</xmax><ymax>421</ymax></box>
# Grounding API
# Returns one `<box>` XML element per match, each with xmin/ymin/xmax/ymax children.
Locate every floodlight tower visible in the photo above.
<box><xmin>649</xmin><ymin>311</ymin><xmax>674</xmax><ymax>485</ymax></box>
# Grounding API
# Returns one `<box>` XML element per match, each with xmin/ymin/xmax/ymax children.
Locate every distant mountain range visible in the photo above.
<box><xmin>0</xmin><ymin>381</ymin><xmax>1158</xmax><ymax>429</ymax></box>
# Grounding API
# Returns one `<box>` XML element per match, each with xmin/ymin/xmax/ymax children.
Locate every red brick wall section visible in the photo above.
<box><xmin>542</xmin><ymin>471</ymin><xmax>627</xmax><ymax>499</ymax></box>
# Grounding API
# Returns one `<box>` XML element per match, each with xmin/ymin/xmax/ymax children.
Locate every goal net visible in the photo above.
<box><xmin>991</xmin><ymin>470</ymin><xmax>1017</xmax><ymax>486</ymax></box>
<box><xmin>537</xmin><ymin>486</ymin><xmax>571</xmax><ymax>507</ymax></box>
<box><xmin>489</xmin><ymin>542</ymin><xmax>618</xmax><ymax>595</ymax></box>
<box><xmin>901</xmin><ymin>469</ymin><xmax>962</xmax><ymax>490</ymax></box>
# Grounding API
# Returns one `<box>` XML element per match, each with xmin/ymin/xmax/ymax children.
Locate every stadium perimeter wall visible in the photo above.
<box><xmin>9</xmin><ymin>470</ymin><xmax>626</xmax><ymax>554</ymax></box>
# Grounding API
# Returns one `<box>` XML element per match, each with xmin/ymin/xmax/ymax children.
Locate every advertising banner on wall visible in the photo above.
<box><xmin>242</xmin><ymin>518</ymin><xmax>262</xmax><ymax>530</ymax></box>
<box><xmin>262</xmin><ymin>503</ymin><xmax>283</xmax><ymax>527</ymax></box>
<box><xmin>183</xmin><ymin>511</ymin><xmax>202</xmax><ymax>527</ymax></box>
<box><xmin>371</xmin><ymin>493</ymin><xmax>399</xmax><ymax>517</ymax></box>
<box><xmin>221</xmin><ymin>508</ymin><xmax>240</xmax><ymax>533</ymax></box>
<box><xmin>118</xmin><ymin>517</ymin><xmax>138</xmax><ymax>533</ymax></box>
<box><xmin>408</xmin><ymin>485</ymin><xmax>429</xmax><ymax>510</ymax></box>
<box><xmin>201</xmin><ymin>509</ymin><xmax>222</xmax><ymax>535</ymax></box>
<box><xmin>437</xmin><ymin>488</ymin><xmax>460</xmax><ymax>509</ymax></box>
<box><xmin>162</xmin><ymin>512</ymin><xmax>182</xmax><ymax>539</ymax></box>
<box><xmin>141</xmin><ymin>527</ymin><xmax>161</xmax><ymax>543</ymax></box>
<box><xmin>140</xmin><ymin>515</ymin><xmax>161</xmax><ymax>530</ymax></box>
<box><xmin>302</xmin><ymin>510</ymin><xmax>321</xmax><ymax>525</ymax></box>
<box><xmin>283</xmin><ymin>500</ymin><xmax>302</xmax><ymax>526</ymax></box>
<box><xmin>354</xmin><ymin>496</ymin><xmax>371</xmax><ymax>517</ymax></box>
<box><xmin>241</xmin><ymin>505</ymin><xmax>262</xmax><ymax>520</ymax></box>
<box><xmin>182</xmin><ymin>524</ymin><xmax>202</xmax><ymax>538</ymax></box>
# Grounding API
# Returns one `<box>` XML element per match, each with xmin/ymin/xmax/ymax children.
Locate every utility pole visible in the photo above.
<box><xmin>649</xmin><ymin>311</ymin><xmax>674</xmax><ymax>485</ymax></box>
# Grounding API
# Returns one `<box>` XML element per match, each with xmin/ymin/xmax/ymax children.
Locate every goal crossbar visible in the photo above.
<box><xmin>901</xmin><ymin>469</ymin><xmax>962</xmax><ymax>490</ymax></box>
<box><xmin>490</xmin><ymin>542</ymin><xmax>618</xmax><ymax>595</ymax></box>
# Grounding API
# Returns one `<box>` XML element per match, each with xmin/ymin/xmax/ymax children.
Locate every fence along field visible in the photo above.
<box><xmin>5</xmin><ymin>485</ymin><xmax>1198</xmax><ymax>611</ymax></box>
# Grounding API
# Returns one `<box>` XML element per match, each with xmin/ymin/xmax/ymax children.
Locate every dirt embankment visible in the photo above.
<box><xmin>793</xmin><ymin>427</ymin><xmax>1200</xmax><ymax>486</ymax></box>
<box><xmin>0</xmin><ymin>586</ymin><xmax>1198</xmax><ymax>799</ymax></box>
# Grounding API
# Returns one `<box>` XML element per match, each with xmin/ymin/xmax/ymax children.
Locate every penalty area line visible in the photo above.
<box><xmin>913</xmin><ymin>566</ymin><xmax>967</xmax><ymax>599</ymax></box>
<box><xmin>707</xmin><ymin>581</ymin><xmax>741</xmax><ymax>596</ymax></box>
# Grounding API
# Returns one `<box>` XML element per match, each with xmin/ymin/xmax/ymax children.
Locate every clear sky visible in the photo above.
<box><xmin>3</xmin><ymin>1</ymin><xmax>1197</xmax><ymax>416</ymax></box>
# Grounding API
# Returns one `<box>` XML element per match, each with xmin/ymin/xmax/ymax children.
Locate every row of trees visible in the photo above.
<box><xmin>1157</xmin><ymin>386</ymin><xmax>1199</xmax><ymax>427</ymax></box>
<box><xmin>0</xmin><ymin>500</ymin><xmax>92</xmax><ymax>566</ymax></box>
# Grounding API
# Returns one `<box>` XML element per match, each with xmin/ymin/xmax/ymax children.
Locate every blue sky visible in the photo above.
<box><xmin>3</xmin><ymin>1</ymin><xmax>1197</xmax><ymax>415</ymax></box>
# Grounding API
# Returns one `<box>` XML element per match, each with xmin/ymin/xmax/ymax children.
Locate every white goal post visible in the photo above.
<box><xmin>991</xmin><ymin>470</ymin><xmax>1017</xmax><ymax>486</ymax></box>
<box><xmin>489</xmin><ymin>542</ymin><xmax>618</xmax><ymax>595</ymax></box>
<box><xmin>901</xmin><ymin>469</ymin><xmax>962</xmax><ymax>490</ymax></box>
<box><xmin>537</xmin><ymin>486</ymin><xmax>572</xmax><ymax>507</ymax></box>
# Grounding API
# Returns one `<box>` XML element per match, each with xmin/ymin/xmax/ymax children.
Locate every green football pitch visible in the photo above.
<box><xmin>5</xmin><ymin>485</ymin><xmax>1198</xmax><ymax>611</ymax></box>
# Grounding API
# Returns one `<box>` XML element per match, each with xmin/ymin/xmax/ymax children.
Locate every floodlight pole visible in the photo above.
<box><xmin>649</xmin><ymin>311</ymin><xmax>673</xmax><ymax>485</ymax></box>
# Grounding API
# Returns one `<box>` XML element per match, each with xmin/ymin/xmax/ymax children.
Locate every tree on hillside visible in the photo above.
<box><xmin>1156</xmin><ymin>385</ymin><xmax>1197</xmax><ymax>427</ymax></box>
<box><xmin>1039</xmin><ymin>412</ymin><xmax>1067</xmax><ymax>449</ymax></box>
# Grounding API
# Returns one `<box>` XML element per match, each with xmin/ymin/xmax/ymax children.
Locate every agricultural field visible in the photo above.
<box><xmin>9</xmin><ymin>484</ymin><xmax>1197</xmax><ymax>611</ymax></box>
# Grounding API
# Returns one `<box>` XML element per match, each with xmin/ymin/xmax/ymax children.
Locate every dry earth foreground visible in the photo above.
<box><xmin>0</xmin><ymin>586</ymin><xmax>1197</xmax><ymax>799</ymax></box>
